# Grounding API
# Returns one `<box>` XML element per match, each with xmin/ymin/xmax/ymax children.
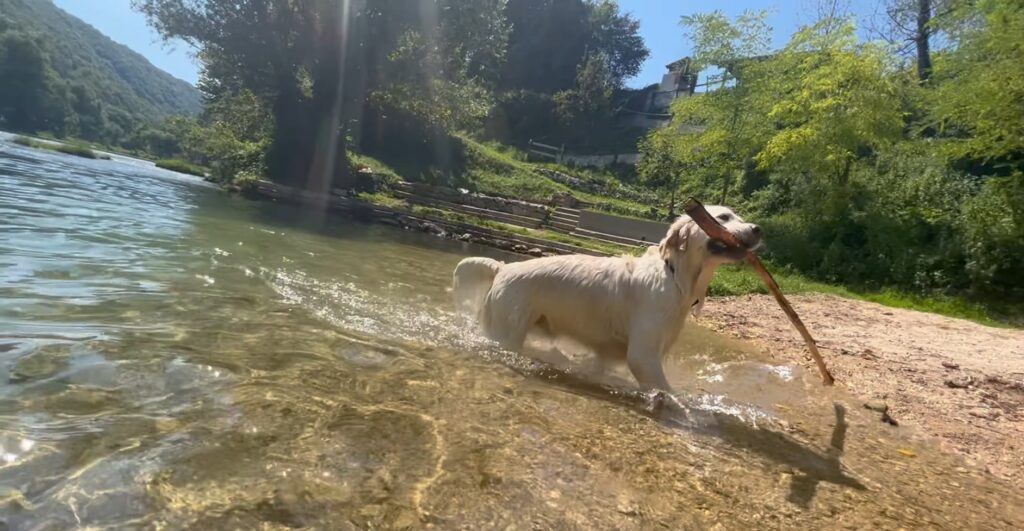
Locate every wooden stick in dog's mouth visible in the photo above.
<box><xmin>683</xmin><ymin>198</ymin><xmax>836</xmax><ymax>386</ymax></box>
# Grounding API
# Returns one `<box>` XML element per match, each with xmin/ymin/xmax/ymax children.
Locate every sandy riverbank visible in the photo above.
<box><xmin>702</xmin><ymin>293</ymin><xmax>1024</xmax><ymax>487</ymax></box>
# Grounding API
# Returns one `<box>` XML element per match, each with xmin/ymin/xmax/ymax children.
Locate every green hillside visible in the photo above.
<box><xmin>0</xmin><ymin>0</ymin><xmax>200</xmax><ymax>143</ymax></box>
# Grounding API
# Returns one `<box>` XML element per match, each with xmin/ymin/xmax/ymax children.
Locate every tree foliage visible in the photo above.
<box><xmin>0</xmin><ymin>31</ymin><xmax>62</xmax><ymax>133</ymax></box>
<box><xmin>553</xmin><ymin>54</ymin><xmax>614</xmax><ymax>143</ymax></box>
<box><xmin>134</xmin><ymin>0</ymin><xmax>515</xmax><ymax>188</ymax></box>
<box><xmin>640</xmin><ymin>3</ymin><xmax>1023</xmax><ymax>299</ymax></box>
<box><xmin>0</xmin><ymin>0</ymin><xmax>199</xmax><ymax>144</ymax></box>
<box><xmin>930</xmin><ymin>0</ymin><xmax>1024</xmax><ymax>166</ymax></box>
<box><xmin>755</xmin><ymin>21</ymin><xmax>903</xmax><ymax>185</ymax></box>
<box><xmin>499</xmin><ymin>0</ymin><xmax>647</xmax><ymax>93</ymax></box>
<box><xmin>669</xmin><ymin>10</ymin><xmax>774</xmax><ymax>203</ymax></box>
<box><xmin>484</xmin><ymin>0</ymin><xmax>648</xmax><ymax>149</ymax></box>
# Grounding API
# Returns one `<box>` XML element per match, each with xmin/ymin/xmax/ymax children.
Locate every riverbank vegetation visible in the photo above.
<box><xmin>155</xmin><ymin>159</ymin><xmax>206</xmax><ymax>177</ymax></box>
<box><xmin>12</xmin><ymin>135</ymin><xmax>109</xmax><ymax>160</ymax></box>
<box><xmin>119</xmin><ymin>0</ymin><xmax>1022</xmax><ymax>325</ymax></box>
<box><xmin>638</xmin><ymin>2</ymin><xmax>1023</xmax><ymax>321</ymax></box>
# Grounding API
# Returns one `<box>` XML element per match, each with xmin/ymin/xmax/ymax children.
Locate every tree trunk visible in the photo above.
<box><xmin>720</xmin><ymin>170</ymin><xmax>732</xmax><ymax>205</ymax></box>
<box><xmin>915</xmin><ymin>0</ymin><xmax>933</xmax><ymax>83</ymax></box>
<box><xmin>837</xmin><ymin>157</ymin><xmax>853</xmax><ymax>187</ymax></box>
<box><xmin>267</xmin><ymin>84</ymin><xmax>311</xmax><ymax>186</ymax></box>
<box><xmin>668</xmin><ymin>181</ymin><xmax>677</xmax><ymax>219</ymax></box>
<box><xmin>265</xmin><ymin>8</ymin><xmax>351</xmax><ymax>193</ymax></box>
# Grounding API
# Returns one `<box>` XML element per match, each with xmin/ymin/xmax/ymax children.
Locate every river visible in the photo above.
<box><xmin>1</xmin><ymin>134</ymin><xmax>1022</xmax><ymax>529</ymax></box>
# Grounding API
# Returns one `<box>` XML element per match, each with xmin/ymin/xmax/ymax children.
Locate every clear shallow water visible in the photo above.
<box><xmin>1</xmin><ymin>135</ymin><xmax>1022</xmax><ymax>530</ymax></box>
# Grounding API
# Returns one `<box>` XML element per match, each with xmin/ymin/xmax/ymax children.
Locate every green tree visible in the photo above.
<box><xmin>553</xmin><ymin>54</ymin><xmax>613</xmax><ymax>149</ymax></box>
<box><xmin>369</xmin><ymin>1</ymin><xmax>508</xmax><ymax>132</ymax></box>
<box><xmin>135</xmin><ymin>0</ymin><xmax>511</xmax><ymax>188</ymax></box>
<box><xmin>930</xmin><ymin>0</ymin><xmax>1024</xmax><ymax>167</ymax></box>
<box><xmin>69</xmin><ymin>82</ymin><xmax>107</xmax><ymax>140</ymax></box>
<box><xmin>134</xmin><ymin>0</ymin><xmax>362</xmax><ymax>190</ymax></box>
<box><xmin>587</xmin><ymin>0</ymin><xmax>649</xmax><ymax>87</ymax></box>
<box><xmin>499</xmin><ymin>0</ymin><xmax>592</xmax><ymax>93</ymax></box>
<box><xmin>756</xmin><ymin>21</ymin><xmax>903</xmax><ymax>187</ymax></box>
<box><xmin>929</xmin><ymin>0</ymin><xmax>1024</xmax><ymax>293</ymax></box>
<box><xmin>681</xmin><ymin>10</ymin><xmax>771</xmax><ymax>72</ymax></box>
<box><xmin>0</xmin><ymin>31</ymin><xmax>59</xmax><ymax>132</ymax></box>
<box><xmin>677</xmin><ymin>10</ymin><xmax>773</xmax><ymax>203</ymax></box>
<box><xmin>636</xmin><ymin>131</ymin><xmax>685</xmax><ymax>216</ymax></box>
<box><xmin>499</xmin><ymin>0</ymin><xmax>647</xmax><ymax>93</ymax></box>
<box><xmin>1</xmin><ymin>0</ymin><xmax>200</xmax><ymax>144</ymax></box>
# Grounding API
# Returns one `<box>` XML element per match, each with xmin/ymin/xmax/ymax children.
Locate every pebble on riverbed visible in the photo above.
<box><xmin>945</xmin><ymin>375</ymin><xmax>976</xmax><ymax>389</ymax></box>
<box><xmin>863</xmin><ymin>401</ymin><xmax>899</xmax><ymax>426</ymax></box>
<box><xmin>967</xmin><ymin>407</ymin><xmax>1001</xmax><ymax>421</ymax></box>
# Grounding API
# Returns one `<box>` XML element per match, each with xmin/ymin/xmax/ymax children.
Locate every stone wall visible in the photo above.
<box><xmin>578</xmin><ymin>210</ymin><xmax>669</xmax><ymax>243</ymax></box>
<box><xmin>558</xmin><ymin>152</ymin><xmax>640</xmax><ymax>169</ymax></box>
<box><xmin>394</xmin><ymin>182</ymin><xmax>548</xmax><ymax>219</ymax></box>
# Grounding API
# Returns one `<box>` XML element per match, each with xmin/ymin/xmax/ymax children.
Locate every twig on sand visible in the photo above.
<box><xmin>683</xmin><ymin>198</ymin><xmax>835</xmax><ymax>386</ymax></box>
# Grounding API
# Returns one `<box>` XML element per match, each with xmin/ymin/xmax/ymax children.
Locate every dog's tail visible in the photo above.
<box><xmin>452</xmin><ymin>257</ymin><xmax>503</xmax><ymax>320</ymax></box>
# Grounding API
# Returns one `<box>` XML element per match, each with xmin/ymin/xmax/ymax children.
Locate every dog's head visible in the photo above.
<box><xmin>658</xmin><ymin>205</ymin><xmax>763</xmax><ymax>265</ymax></box>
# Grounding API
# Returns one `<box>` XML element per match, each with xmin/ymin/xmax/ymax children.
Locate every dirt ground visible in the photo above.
<box><xmin>702</xmin><ymin>293</ymin><xmax>1024</xmax><ymax>487</ymax></box>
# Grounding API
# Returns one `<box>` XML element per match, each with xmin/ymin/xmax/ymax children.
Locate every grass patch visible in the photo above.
<box><xmin>13</xmin><ymin>136</ymin><xmax>110</xmax><ymax>160</ymax></box>
<box><xmin>531</xmin><ymin>229</ymin><xmax>641</xmax><ymax>256</ymax></box>
<box><xmin>409</xmin><ymin>205</ymin><xmax>532</xmax><ymax>234</ymax></box>
<box><xmin>155</xmin><ymin>159</ymin><xmax>206</xmax><ymax>176</ymax></box>
<box><xmin>350</xmin><ymin>152</ymin><xmax>404</xmax><ymax>184</ymax></box>
<box><xmin>459</xmin><ymin>136</ymin><xmax>663</xmax><ymax>218</ymax></box>
<box><xmin>352</xmin><ymin>135</ymin><xmax>660</xmax><ymax>218</ymax></box>
<box><xmin>357</xmin><ymin>192</ymin><xmax>408</xmax><ymax>210</ymax></box>
<box><xmin>709</xmin><ymin>263</ymin><xmax>1018</xmax><ymax>327</ymax></box>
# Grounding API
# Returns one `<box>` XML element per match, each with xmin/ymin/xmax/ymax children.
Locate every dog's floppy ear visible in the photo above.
<box><xmin>659</xmin><ymin>216</ymin><xmax>694</xmax><ymax>261</ymax></box>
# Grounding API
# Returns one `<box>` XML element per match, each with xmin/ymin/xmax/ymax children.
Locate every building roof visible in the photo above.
<box><xmin>665</xmin><ymin>57</ymin><xmax>693</xmax><ymax>73</ymax></box>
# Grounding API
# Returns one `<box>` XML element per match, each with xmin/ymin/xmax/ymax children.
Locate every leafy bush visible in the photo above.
<box><xmin>959</xmin><ymin>175</ymin><xmax>1024</xmax><ymax>296</ymax></box>
<box><xmin>749</xmin><ymin>142</ymin><xmax>1024</xmax><ymax>299</ymax></box>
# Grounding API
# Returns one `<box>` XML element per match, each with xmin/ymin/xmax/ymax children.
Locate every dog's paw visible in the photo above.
<box><xmin>644</xmin><ymin>389</ymin><xmax>688</xmax><ymax>417</ymax></box>
<box><xmin>644</xmin><ymin>389</ymin><xmax>670</xmax><ymax>412</ymax></box>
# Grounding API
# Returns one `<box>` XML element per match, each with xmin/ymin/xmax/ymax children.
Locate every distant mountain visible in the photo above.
<box><xmin>0</xmin><ymin>0</ymin><xmax>200</xmax><ymax>140</ymax></box>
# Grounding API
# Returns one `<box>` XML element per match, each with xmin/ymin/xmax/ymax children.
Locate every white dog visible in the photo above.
<box><xmin>452</xmin><ymin>206</ymin><xmax>762</xmax><ymax>392</ymax></box>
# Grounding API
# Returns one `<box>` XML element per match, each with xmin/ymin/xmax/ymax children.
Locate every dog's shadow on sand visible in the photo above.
<box><xmin>524</xmin><ymin>362</ymin><xmax>865</xmax><ymax>508</ymax></box>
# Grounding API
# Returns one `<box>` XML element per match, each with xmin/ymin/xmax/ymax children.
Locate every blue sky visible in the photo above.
<box><xmin>618</xmin><ymin>0</ymin><xmax>875</xmax><ymax>88</ymax></box>
<box><xmin>54</xmin><ymin>1</ymin><xmax>875</xmax><ymax>89</ymax></box>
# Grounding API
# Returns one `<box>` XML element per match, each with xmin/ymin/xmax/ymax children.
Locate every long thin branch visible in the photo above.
<box><xmin>684</xmin><ymin>198</ymin><xmax>835</xmax><ymax>386</ymax></box>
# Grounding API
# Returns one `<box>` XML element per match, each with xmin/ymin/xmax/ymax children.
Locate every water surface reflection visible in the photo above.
<box><xmin>1</xmin><ymin>136</ymin><xmax>1021</xmax><ymax>529</ymax></box>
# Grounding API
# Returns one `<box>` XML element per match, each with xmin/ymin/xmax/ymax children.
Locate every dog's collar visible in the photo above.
<box><xmin>665</xmin><ymin>259</ymin><xmax>698</xmax><ymax>308</ymax></box>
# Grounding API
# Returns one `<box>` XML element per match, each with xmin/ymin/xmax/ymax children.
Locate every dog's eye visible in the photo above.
<box><xmin>716</xmin><ymin>213</ymin><xmax>731</xmax><ymax>222</ymax></box>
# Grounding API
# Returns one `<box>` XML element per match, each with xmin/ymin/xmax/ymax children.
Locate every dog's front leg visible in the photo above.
<box><xmin>626</xmin><ymin>333</ymin><xmax>671</xmax><ymax>392</ymax></box>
